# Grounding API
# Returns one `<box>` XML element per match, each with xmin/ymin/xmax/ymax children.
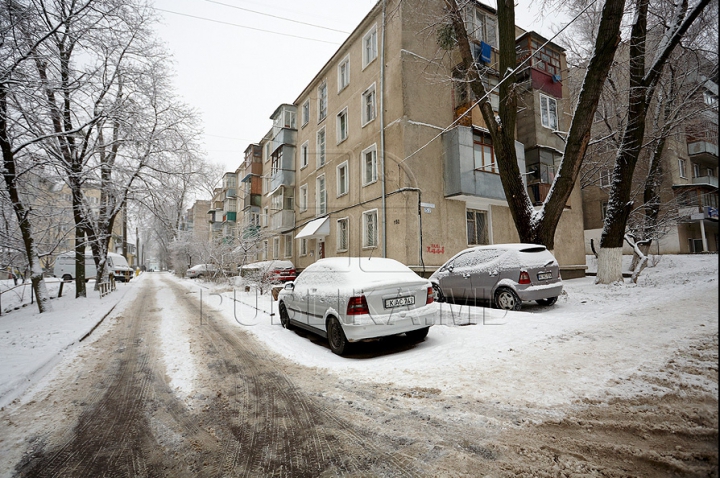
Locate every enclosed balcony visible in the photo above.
<box><xmin>269</xmin><ymin>144</ymin><xmax>296</xmax><ymax>191</ymax></box>
<box><xmin>270</xmin><ymin>209</ymin><xmax>295</xmax><ymax>232</ymax></box>
<box><xmin>442</xmin><ymin>126</ymin><xmax>526</xmax><ymax>202</ymax></box>
<box><xmin>223</xmin><ymin>211</ymin><xmax>237</xmax><ymax>223</ymax></box>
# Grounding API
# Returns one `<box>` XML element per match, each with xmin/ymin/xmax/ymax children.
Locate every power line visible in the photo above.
<box><xmin>155</xmin><ymin>8</ymin><xmax>341</xmax><ymax>45</ymax></box>
<box><xmin>202</xmin><ymin>0</ymin><xmax>350</xmax><ymax>34</ymax></box>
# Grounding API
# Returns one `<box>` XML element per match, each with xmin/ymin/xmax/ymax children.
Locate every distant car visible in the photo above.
<box><xmin>240</xmin><ymin>260</ymin><xmax>296</xmax><ymax>283</ymax></box>
<box><xmin>186</xmin><ymin>264</ymin><xmax>218</xmax><ymax>279</ymax></box>
<box><xmin>429</xmin><ymin>244</ymin><xmax>563</xmax><ymax>310</ymax></box>
<box><xmin>278</xmin><ymin>257</ymin><xmax>436</xmax><ymax>355</ymax></box>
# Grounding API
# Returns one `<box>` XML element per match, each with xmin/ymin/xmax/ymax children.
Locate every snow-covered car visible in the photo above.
<box><xmin>430</xmin><ymin>244</ymin><xmax>563</xmax><ymax>310</ymax></box>
<box><xmin>185</xmin><ymin>264</ymin><xmax>218</xmax><ymax>279</ymax></box>
<box><xmin>278</xmin><ymin>257</ymin><xmax>436</xmax><ymax>355</ymax></box>
<box><xmin>240</xmin><ymin>260</ymin><xmax>296</xmax><ymax>283</ymax></box>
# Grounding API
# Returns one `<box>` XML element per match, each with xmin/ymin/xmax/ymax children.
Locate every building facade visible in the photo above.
<box><xmin>230</xmin><ymin>0</ymin><xmax>587</xmax><ymax>277</ymax></box>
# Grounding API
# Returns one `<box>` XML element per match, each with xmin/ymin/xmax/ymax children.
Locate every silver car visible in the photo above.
<box><xmin>430</xmin><ymin>244</ymin><xmax>563</xmax><ymax>310</ymax></box>
<box><xmin>278</xmin><ymin>257</ymin><xmax>436</xmax><ymax>355</ymax></box>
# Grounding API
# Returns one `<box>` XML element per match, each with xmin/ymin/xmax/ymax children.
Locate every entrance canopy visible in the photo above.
<box><xmin>295</xmin><ymin>217</ymin><xmax>329</xmax><ymax>240</ymax></box>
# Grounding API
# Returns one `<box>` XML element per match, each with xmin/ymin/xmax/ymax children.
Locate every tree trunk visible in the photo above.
<box><xmin>0</xmin><ymin>84</ymin><xmax>51</xmax><ymax>313</ymax></box>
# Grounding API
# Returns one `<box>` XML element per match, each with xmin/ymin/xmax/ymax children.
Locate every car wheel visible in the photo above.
<box><xmin>536</xmin><ymin>296</ymin><xmax>558</xmax><ymax>306</ymax></box>
<box><xmin>494</xmin><ymin>287</ymin><xmax>522</xmax><ymax>311</ymax></box>
<box><xmin>279</xmin><ymin>302</ymin><xmax>292</xmax><ymax>330</ymax></box>
<box><xmin>406</xmin><ymin>327</ymin><xmax>430</xmax><ymax>342</ymax></box>
<box><xmin>327</xmin><ymin>317</ymin><xmax>348</xmax><ymax>356</ymax></box>
<box><xmin>432</xmin><ymin>283</ymin><xmax>445</xmax><ymax>302</ymax></box>
<box><xmin>197</xmin><ymin>273</ymin><xmax>204</xmax><ymax>279</ymax></box>
<box><xmin>62</xmin><ymin>274</ymin><xmax>72</xmax><ymax>282</ymax></box>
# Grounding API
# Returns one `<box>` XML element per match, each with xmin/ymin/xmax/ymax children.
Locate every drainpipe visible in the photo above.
<box><xmin>379</xmin><ymin>0</ymin><xmax>387</xmax><ymax>258</ymax></box>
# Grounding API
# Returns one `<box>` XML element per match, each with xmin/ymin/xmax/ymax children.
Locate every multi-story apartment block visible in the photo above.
<box><xmin>238</xmin><ymin>0</ymin><xmax>586</xmax><ymax>277</ymax></box>
<box><xmin>179</xmin><ymin>199</ymin><xmax>211</xmax><ymax>243</ymax></box>
<box><xmin>582</xmin><ymin>74</ymin><xmax>718</xmax><ymax>254</ymax></box>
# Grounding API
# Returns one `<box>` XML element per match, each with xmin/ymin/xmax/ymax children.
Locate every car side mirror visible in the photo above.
<box><xmin>284</xmin><ymin>282</ymin><xmax>295</xmax><ymax>290</ymax></box>
<box><xmin>447</xmin><ymin>264</ymin><xmax>454</xmax><ymax>273</ymax></box>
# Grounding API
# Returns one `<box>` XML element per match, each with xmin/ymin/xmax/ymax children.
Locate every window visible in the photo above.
<box><xmin>300</xmin><ymin>238</ymin><xmax>308</xmax><ymax>256</ymax></box>
<box><xmin>362</xmin><ymin>209</ymin><xmax>378</xmax><ymax>248</ymax></box>
<box><xmin>318</xmin><ymin>81</ymin><xmax>327</xmax><ymax>121</ymax></box>
<box><xmin>362</xmin><ymin>25</ymin><xmax>378</xmax><ymax>68</ymax></box>
<box><xmin>273</xmin><ymin>237</ymin><xmax>280</xmax><ymax>259</ymax></box>
<box><xmin>262</xmin><ymin>207</ymin><xmax>269</xmax><ymax>227</ymax></box>
<box><xmin>262</xmin><ymin>240</ymin><xmax>268</xmax><ymax>260</ymax></box>
<box><xmin>299</xmin><ymin>184</ymin><xmax>308</xmax><ymax>212</ymax></box>
<box><xmin>338</xmin><ymin>56</ymin><xmax>350</xmax><ymax>91</ymax></box>
<box><xmin>600</xmin><ymin>169</ymin><xmax>611</xmax><ymax>187</ymax></box>
<box><xmin>466</xmin><ymin>210</ymin><xmax>488</xmax><ymax>245</ymax></box>
<box><xmin>265</xmin><ymin>142</ymin><xmax>271</xmax><ymax>163</ymax></box>
<box><xmin>678</xmin><ymin>159</ymin><xmax>687</xmax><ymax>178</ymax></box>
<box><xmin>527</xmin><ymin>39</ymin><xmax>562</xmax><ymax>77</ymax></box>
<box><xmin>601</xmin><ymin>201</ymin><xmax>608</xmax><ymax>220</ymax></box>
<box><xmin>300</xmin><ymin>141</ymin><xmax>309</xmax><ymax>169</ymax></box>
<box><xmin>473</xmin><ymin>134</ymin><xmax>497</xmax><ymax>173</ymax></box>
<box><xmin>337</xmin><ymin>108</ymin><xmax>348</xmax><ymax>143</ymax></box>
<box><xmin>316</xmin><ymin>128</ymin><xmax>326</xmax><ymax>167</ymax></box>
<box><xmin>337</xmin><ymin>161</ymin><xmax>349</xmax><ymax>196</ymax></box>
<box><xmin>302</xmin><ymin>100</ymin><xmax>310</xmax><ymax>126</ymax></box>
<box><xmin>284</xmin><ymin>234</ymin><xmax>293</xmax><ymax>258</ymax></box>
<box><xmin>362</xmin><ymin>145</ymin><xmax>377</xmax><ymax>186</ymax></box>
<box><xmin>693</xmin><ymin>163</ymin><xmax>701</xmax><ymax>178</ymax></box>
<box><xmin>337</xmin><ymin>218</ymin><xmax>349</xmax><ymax>251</ymax></box>
<box><xmin>316</xmin><ymin>175</ymin><xmax>326</xmax><ymax>216</ymax></box>
<box><xmin>463</xmin><ymin>6</ymin><xmax>497</xmax><ymax>45</ymax></box>
<box><xmin>708</xmin><ymin>168</ymin><xmax>716</xmax><ymax>178</ymax></box>
<box><xmin>540</xmin><ymin>94</ymin><xmax>558</xmax><ymax>130</ymax></box>
<box><xmin>362</xmin><ymin>84</ymin><xmax>376</xmax><ymax>125</ymax></box>
<box><xmin>284</xmin><ymin>110</ymin><xmax>296</xmax><ymax>129</ymax></box>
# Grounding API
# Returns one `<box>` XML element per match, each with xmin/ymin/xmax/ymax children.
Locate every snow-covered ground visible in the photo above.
<box><xmin>1</xmin><ymin>255</ymin><xmax>717</xmax><ymax>414</ymax></box>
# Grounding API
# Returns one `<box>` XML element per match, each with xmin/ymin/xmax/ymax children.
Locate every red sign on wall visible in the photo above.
<box><xmin>426</xmin><ymin>244</ymin><xmax>445</xmax><ymax>254</ymax></box>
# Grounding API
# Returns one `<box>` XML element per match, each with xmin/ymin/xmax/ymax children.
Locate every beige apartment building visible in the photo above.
<box><xmin>226</xmin><ymin>0</ymin><xmax>587</xmax><ymax>277</ymax></box>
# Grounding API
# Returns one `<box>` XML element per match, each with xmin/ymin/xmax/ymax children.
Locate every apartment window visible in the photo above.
<box><xmin>708</xmin><ymin>168</ymin><xmax>716</xmax><ymax>177</ymax></box>
<box><xmin>302</xmin><ymin>100</ymin><xmax>310</xmax><ymax>126</ymax></box>
<box><xmin>362</xmin><ymin>25</ymin><xmax>378</xmax><ymax>68</ymax></box>
<box><xmin>265</xmin><ymin>142</ymin><xmax>271</xmax><ymax>162</ymax></box>
<box><xmin>300</xmin><ymin>238</ymin><xmax>308</xmax><ymax>256</ymax></box>
<box><xmin>601</xmin><ymin>201</ymin><xmax>608</xmax><ymax>220</ymax></box>
<box><xmin>600</xmin><ymin>169</ymin><xmax>611</xmax><ymax>187</ymax></box>
<box><xmin>337</xmin><ymin>218</ymin><xmax>349</xmax><ymax>251</ymax></box>
<box><xmin>337</xmin><ymin>108</ymin><xmax>348</xmax><ymax>143</ymax></box>
<box><xmin>338</xmin><ymin>56</ymin><xmax>350</xmax><ymax>92</ymax></box>
<box><xmin>693</xmin><ymin>163</ymin><xmax>701</xmax><ymax>178</ymax></box>
<box><xmin>362</xmin><ymin>145</ymin><xmax>378</xmax><ymax>186</ymax></box>
<box><xmin>362</xmin><ymin>209</ymin><xmax>378</xmax><ymax>248</ymax></box>
<box><xmin>337</xmin><ymin>161</ymin><xmax>349</xmax><ymax>196</ymax></box>
<box><xmin>316</xmin><ymin>128</ymin><xmax>326</xmax><ymax>167</ymax></box>
<box><xmin>466</xmin><ymin>210</ymin><xmax>489</xmax><ymax>245</ymax></box>
<box><xmin>540</xmin><ymin>94</ymin><xmax>558</xmax><ymax>130</ymax></box>
<box><xmin>473</xmin><ymin>134</ymin><xmax>497</xmax><ymax>173</ymax></box>
<box><xmin>299</xmin><ymin>184</ymin><xmax>308</xmax><ymax>212</ymax></box>
<box><xmin>362</xmin><ymin>84</ymin><xmax>376</xmax><ymax>125</ymax></box>
<box><xmin>273</xmin><ymin>237</ymin><xmax>280</xmax><ymax>259</ymax></box>
<box><xmin>262</xmin><ymin>240</ymin><xmax>268</xmax><ymax>260</ymax></box>
<box><xmin>316</xmin><ymin>175</ymin><xmax>327</xmax><ymax>216</ymax></box>
<box><xmin>527</xmin><ymin>39</ymin><xmax>562</xmax><ymax>77</ymax></box>
<box><xmin>262</xmin><ymin>207</ymin><xmax>269</xmax><ymax>227</ymax></box>
<box><xmin>678</xmin><ymin>159</ymin><xmax>687</xmax><ymax>178</ymax></box>
<box><xmin>284</xmin><ymin>234</ymin><xmax>293</xmax><ymax>258</ymax></box>
<box><xmin>318</xmin><ymin>81</ymin><xmax>327</xmax><ymax>121</ymax></box>
<box><xmin>300</xmin><ymin>141</ymin><xmax>309</xmax><ymax>169</ymax></box>
<box><xmin>464</xmin><ymin>7</ymin><xmax>497</xmax><ymax>46</ymax></box>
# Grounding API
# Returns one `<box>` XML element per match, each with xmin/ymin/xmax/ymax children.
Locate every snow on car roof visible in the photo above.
<box><xmin>241</xmin><ymin>260</ymin><xmax>294</xmax><ymax>270</ymax></box>
<box><xmin>298</xmin><ymin>257</ymin><xmax>424</xmax><ymax>288</ymax></box>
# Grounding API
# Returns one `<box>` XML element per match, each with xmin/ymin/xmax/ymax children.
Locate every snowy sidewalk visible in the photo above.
<box><xmin>0</xmin><ymin>276</ymin><xmax>141</xmax><ymax>408</ymax></box>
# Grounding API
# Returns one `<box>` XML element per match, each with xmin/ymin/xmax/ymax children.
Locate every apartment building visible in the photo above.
<box><xmin>582</xmin><ymin>74</ymin><xmax>719</xmax><ymax>254</ymax></box>
<box><xmin>179</xmin><ymin>199</ymin><xmax>212</xmax><ymax>243</ymax></box>
<box><xmin>235</xmin><ymin>0</ymin><xmax>586</xmax><ymax>277</ymax></box>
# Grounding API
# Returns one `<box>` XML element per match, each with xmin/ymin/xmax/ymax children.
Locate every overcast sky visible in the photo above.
<box><xmin>150</xmin><ymin>0</ymin><xmax>563</xmax><ymax>173</ymax></box>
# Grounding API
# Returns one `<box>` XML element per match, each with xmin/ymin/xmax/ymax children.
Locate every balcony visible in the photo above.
<box><xmin>243</xmin><ymin>193</ymin><xmax>262</xmax><ymax>209</ymax></box>
<box><xmin>223</xmin><ymin>211</ymin><xmax>237</xmax><ymax>223</ymax></box>
<box><xmin>211</xmin><ymin>222</ymin><xmax>223</xmax><ymax>232</ymax></box>
<box><xmin>272</xmin><ymin>128</ymin><xmax>297</xmax><ymax>153</ymax></box>
<box><xmin>442</xmin><ymin>126</ymin><xmax>526</xmax><ymax>202</ymax></box>
<box><xmin>225</xmin><ymin>188</ymin><xmax>236</xmax><ymax>198</ymax></box>
<box><xmin>270</xmin><ymin>209</ymin><xmax>295</xmax><ymax>232</ymax></box>
<box><xmin>270</xmin><ymin>169</ymin><xmax>295</xmax><ymax>192</ymax></box>
<box><xmin>687</xmin><ymin>141</ymin><xmax>719</xmax><ymax>166</ymax></box>
<box><xmin>692</xmin><ymin>175</ymin><xmax>719</xmax><ymax>188</ymax></box>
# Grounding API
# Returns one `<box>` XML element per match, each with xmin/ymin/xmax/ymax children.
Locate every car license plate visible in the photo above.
<box><xmin>537</xmin><ymin>271</ymin><xmax>552</xmax><ymax>281</ymax></box>
<box><xmin>384</xmin><ymin>296</ymin><xmax>415</xmax><ymax>308</ymax></box>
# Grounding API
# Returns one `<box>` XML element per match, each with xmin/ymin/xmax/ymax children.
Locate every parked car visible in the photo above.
<box><xmin>278</xmin><ymin>257</ymin><xmax>436</xmax><ymax>355</ymax></box>
<box><xmin>186</xmin><ymin>264</ymin><xmax>218</xmax><ymax>279</ymax></box>
<box><xmin>429</xmin><ymin>244</ymin><xmax>563</xmax><ymax>310</ymax></box>
<box><xmin>240</xmin><ymin>260</ymin><xmax>296</xmax><ymax>283</ymax></box>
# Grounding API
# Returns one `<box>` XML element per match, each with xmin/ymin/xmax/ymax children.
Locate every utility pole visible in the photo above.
<box><xmin>122</xmin><ymin>201</ymin><xmax>128</xmax><ymax>258</ymax></box>
<box><xmin>135</xmin><ymin>226</ymin><xmax>139</xmax><ymax>268</ymax></box>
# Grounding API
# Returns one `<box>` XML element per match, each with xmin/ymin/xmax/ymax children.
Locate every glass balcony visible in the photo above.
<box><xmin>270</xmin><ymin>209</ymin><xmax>295</xmax><ymax>232</ymax></box>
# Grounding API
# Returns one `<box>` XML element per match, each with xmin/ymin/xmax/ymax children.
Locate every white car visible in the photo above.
<box><xmin>278</xmin><ymin>257</ymin><xmax>436</xmax><ymax>355</ymax></box>
<box><xmin>186</xmin><ymin>264</ymin><xmax>218</xmax><ymax>279</ymax></box>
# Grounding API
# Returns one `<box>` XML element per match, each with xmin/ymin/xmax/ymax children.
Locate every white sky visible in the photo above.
<box><xmin>150</xmin><ymin>0</ymin><xmax>565</xmax><ymax>173</ymax></box>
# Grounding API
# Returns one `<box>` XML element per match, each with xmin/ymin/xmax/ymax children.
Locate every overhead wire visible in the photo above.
<box><xmin>154</xmin><ymin>8</ymin><xmax>342</xmax><ymax>44</ymax></box>
<box><xmin>202</xmin><ymin>0</ymin><xmax>351</xmax><ymax>34</ymax></box>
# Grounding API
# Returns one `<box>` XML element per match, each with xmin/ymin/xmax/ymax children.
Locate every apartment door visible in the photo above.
<box><xmin>318</xmin><ymin>241</ymin><xmax>325</xmax><ymax>259</ymax></box>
